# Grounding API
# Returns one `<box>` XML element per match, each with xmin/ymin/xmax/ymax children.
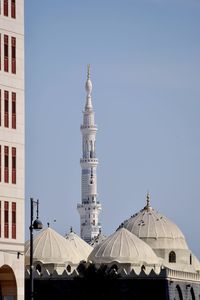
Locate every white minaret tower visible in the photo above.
<box><xmin>77</xmin><ymin>65</ymin><xmax>102</xmax><ymax>243</ymax></box>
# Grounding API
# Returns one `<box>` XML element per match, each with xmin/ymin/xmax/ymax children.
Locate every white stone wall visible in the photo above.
<box><xmin>0</xmin><ymin>0</ymin><xmax>24</xmax><ymax>299</ymax></box>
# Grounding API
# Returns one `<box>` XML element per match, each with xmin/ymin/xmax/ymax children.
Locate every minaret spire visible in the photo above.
<box><xmin>87</xmin><ymin>64</ymin><xmax>91</xmax><ymax>80</ymax></box>
<box><xmin>77</xmin><ymin>66</ymin><xmax>102</xmax><ymax>243</ymax></box>
<box><xmin>85</xmin><ymin>64</ymin><xmax>93</xmax><ymax>111</ymax></box>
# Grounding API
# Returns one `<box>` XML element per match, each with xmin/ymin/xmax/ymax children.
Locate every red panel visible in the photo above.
<box><xmin>4</xmin><ymin>0</ymin><xmax>8</xmax><ymax>17</ymax></box>
<box><xmin>4</xmin><ymin>146</ymin><xmax>9</xmax><ymax>183</ymax></box>
<box><xmin>4</xmin><ymin>35</ymin><xmax>9</xmax><ymax>72</ymax></box>
<box><xmin>12</xmin><ymin>202</ymin><xmax>16</xmax><ymax>239</ymax></box>
<box><xmin>11</xmin><ymin>37</ymin><xmax>16</xmax><ymax>74</ymax></box>
<box><xmin>4</xmin><ymin>91</ymin><xmax>9</xmax><ymax>128</ymax></box>
<box><xmin>4</xmin><ymin>201</ymin><xmax>9</xmax><ymax>238</ymax></box>
<box><xmin>12</xmin><ymin>92</ymin><xmax>16</xmax><ymax>129</ymax></box>
<box><xmin>12</xmin><ymin>147</ymin><xmax>16</xmax><ymax>184</ymax></box>
<box><xmin>11</xmin><ymin>0</ymin><xmax>16</xmax><ymax>19</ymax></box>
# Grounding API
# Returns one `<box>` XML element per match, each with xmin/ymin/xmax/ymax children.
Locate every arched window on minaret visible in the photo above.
<box><xmin>90</xmin><ymin>140</ymin><xmax>93</xmax><ymax>158</ymax></box>
<box><xmin>85</xmin><ymin>140</ymin><xmax>89</xmax><ymax>158</ymax></box>
<box><xmin>94</xmin><ymin>141</ymin><xmax>96</xmax><ymax>157</ymax></box>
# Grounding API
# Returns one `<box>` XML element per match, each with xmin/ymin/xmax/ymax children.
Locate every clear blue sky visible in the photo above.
<box><xmin>25</xmin><ymin>0</ymin><xmax>200</xmax><ymax>256</ymax></box>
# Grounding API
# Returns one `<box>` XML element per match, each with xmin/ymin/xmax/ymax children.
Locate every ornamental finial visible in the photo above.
<box><xmin>146</xmin><ymin>192</ymin><xmax>150</xmax><ymax>207</ymax></box>
<box><xmin>144</xmin><ymin>191</ymin><xmax>152</xmax><ymax>211</ymax></box>
<box><xmin>87</xmin><ymin>64</ymin><xmax>91</xmax><ymax>80</ymax></box>
<box><xmin>85</xmin><ymin>64</ymin><xmax>93</xmax><ymax>109</ymax></box>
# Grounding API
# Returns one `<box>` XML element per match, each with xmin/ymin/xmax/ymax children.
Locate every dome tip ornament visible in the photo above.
<box><xmin>144</xmin><ymin>192</ymin><xmax>152</xmax><ymax>212</ymax></box>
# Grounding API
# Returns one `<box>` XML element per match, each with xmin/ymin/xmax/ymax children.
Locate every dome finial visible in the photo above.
<box><xmin>146</xmin><ymin>192</ymin><xmax>150</xmax><ymax>207</ymax></box>
<box><xmin>144</xmin><ymin>191</ymin><xmax>152</xmax><ymax>211</ymax></box>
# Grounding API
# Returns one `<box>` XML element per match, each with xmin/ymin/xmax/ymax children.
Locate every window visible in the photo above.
<box><xmin>4</xmin><ymin>201</ymin><xmax>9</xmax><ymax>238</ymax></box>
<box><xmin>12</xmin><ymin>202</ymin><xmax>16</xmax><ymax>239</ymax></box>
<box><xmin>4</xmin><ymin>146</ymin><xmax>9</xmax><ymax>183</ymax></box>
<box><xmin>169</xmin><ymin>251</ymin><xmax>176</xmax><ymax>263</ymax></box>
<box><xmin>12</xmin><ymin>147</ymin><xmax>16</xmax><ymax>184</ymax></box>
<box><xmin>11</xmin><ymin>0</ymin><xmax>16</xmax><ymax>18</ymax></box>
<box><xmin>4</xmin><ymin>35</ymin><xmax>8</xmax><ymax>72</ymax></box>
<box><xmin>4</xmin><ymin>0</ymin><xmax>8</xmax><ymax>16</ymax></box>
<box><xmin>4</xmin><ymin>90</ymin><xmax>9</xmax><ymax>127</ymax></box>
<box><xmin>190</xmin><ymin>253</ymin><xmax>192</xmax><ymax>265</ymax></box>
<box><xmin>12</xmin><ymin>92</ymin><xmax>16</xmax><ymax>129</ymax></box>
<box><xmin>11</xmin><ymin>37</ymin><xmax>16</xmax><ymax>74</ymax></box>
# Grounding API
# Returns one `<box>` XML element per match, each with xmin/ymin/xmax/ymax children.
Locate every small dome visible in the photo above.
<box><xmin>123</xmin><ymin>201</ymin><xmax>188</xmax><ymax>250</ymax></box>
<box><xmin>88</xmin><ymin>228</ymin><xmax>160</xmax><ymax>265</ymax></box>
<box><xmin>65</xmin><ymin>230</ymin><xmax>93</xmax><ymax>260</ymax></box>
<box><xmin>25</xmin><ymin>227</ymin><xmax>83</xmax><ymax>265</ymax></box>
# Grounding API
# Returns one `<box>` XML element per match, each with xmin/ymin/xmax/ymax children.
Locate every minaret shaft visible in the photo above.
<box><xmin>77</xmin><ymin>66</ymin><xmax>102</xmax><ymax>243</ymax></box>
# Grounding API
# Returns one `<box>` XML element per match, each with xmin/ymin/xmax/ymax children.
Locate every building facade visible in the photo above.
<box><xmin>0</xmin><ymin>1</ymin><xmax>24</xmax><ymax>299</ymax></box>
<box><xmin>77</xmin><ymin>66</ymin><xmax>102</xmax><ymax>243</ymax></box>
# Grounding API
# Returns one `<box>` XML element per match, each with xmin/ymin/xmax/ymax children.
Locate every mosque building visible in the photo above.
<box><xmin>25</xmin><ymin>68</ymin><xmax>200</xmax><ymax>300</ymax></box>
<box><xmin>0</xmin><ymin>1</ymin><xmax>25</xmax><ymax>300</ymax></box>
<box><xmin>0</xmin><ymin>1</ymin><xmax>199</xmax><ymax>299</ymax></box>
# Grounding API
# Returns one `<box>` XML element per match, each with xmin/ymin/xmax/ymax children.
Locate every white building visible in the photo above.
<box><xmin>0</xmin><ymin>1</ymin><xmax>24</xmax><ymax>299</ymax></box>
<box><xmin>77</xmin><ymin>66</ymin><xmax>102</xmax><ymax>243</ymax></box>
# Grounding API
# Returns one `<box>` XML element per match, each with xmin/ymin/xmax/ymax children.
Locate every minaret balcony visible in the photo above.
<box><xmin>80</xmin><ymin>158</ymin><xmax>98</xmax><ymax>164</ymax></box>
<box><xmin>81</xmin><ymin>124</ymin><xmax>97</xmax><ymax>129</ymax></box>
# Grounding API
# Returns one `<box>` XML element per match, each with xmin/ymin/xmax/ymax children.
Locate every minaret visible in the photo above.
<box><xmin>77</xmin><ymin>65</ymin><xmax>102</xmax><ymax>243</ymax></box>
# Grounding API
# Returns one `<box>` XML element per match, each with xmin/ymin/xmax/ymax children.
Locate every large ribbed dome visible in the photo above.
<box><xmin>123</xmin><ymin>196</ymin><xmax>188</xmax><ymax>250</ymax></box>
<box><xmin>65</xmin><ymin>230</ymin><xmax>93</xmax><ymax>260</ymax></box>
<box><xmin>88</xmin><ymin>228</ymin><xmax>160</xmax><ymax>265</ymax></box>
<box><xmin>25</xmin><ymin>227</ymin><xmax>83</xmax><ymax>265</ymax></box>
